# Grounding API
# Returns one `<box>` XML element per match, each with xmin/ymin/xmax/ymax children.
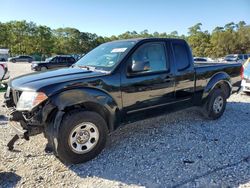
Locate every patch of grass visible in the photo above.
<box><xmin>0</xmin><ymin>83</ymin><xmax>7</xmax><ymax>92</ymax></box>
<box><xmin>0</xmin><ymin>89</ymin><xmax>6</xmax><ymax>93</ymax></box>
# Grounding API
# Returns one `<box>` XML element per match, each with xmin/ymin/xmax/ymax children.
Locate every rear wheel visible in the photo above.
<box><xmin>57</xmin><ymin>111</ymin><xmax>108</xmax><ymax>164</ymax></box>
<box><xmin>202</xmin><ymin>88</ymin><xmax>227</xmax><ymax>120</ymax></box>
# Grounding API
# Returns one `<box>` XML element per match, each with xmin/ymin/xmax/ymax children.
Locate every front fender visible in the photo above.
<box><xmin>202</xmin><ymin>72</ymin><xmax>232</xmax><ymax>100</ymax></box>
<box><xmin>51</xmin><ymin>88</ymin><xmax>118</xmax><ymax>111</ymax></box>
<box><xmin>50</xmin><ymin>88</ymin><xmax>120</xmax><ymax>129</ymax></box>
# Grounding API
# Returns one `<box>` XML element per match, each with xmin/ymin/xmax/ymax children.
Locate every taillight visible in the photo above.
<box><xmin>0</xmin><ymin>64</ymin><xmax>4</xmax><ymax>70</ymax></box>
<box><xmin>240</xmin><ymin>66</ymin><xmax>244</xmax><ymax>79</ymax></box>
<box><xmin>0</xmin><ymin>63</ymin><xmax>7</xmax><ymax>69</ymax></box>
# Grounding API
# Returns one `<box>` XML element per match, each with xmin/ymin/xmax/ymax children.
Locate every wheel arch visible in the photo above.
<box><xmin>202</xmin><ymin>72</ymin><xmax>232</xmax><ymax>102</ymax></box>
<box><xmin>48</xmin><ymin>88</ymin><xmax>121</xmax><ymax>132</ymax></box>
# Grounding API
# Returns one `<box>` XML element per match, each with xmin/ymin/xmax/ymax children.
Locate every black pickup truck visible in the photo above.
<box><xmin>4</xmin><ymin>38</ymin><xmax>242</xmax><ymax>164</ymax></box>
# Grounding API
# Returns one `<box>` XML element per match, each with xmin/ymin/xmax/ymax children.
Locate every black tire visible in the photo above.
<box><xmin>202</xmin><ymin>88</ymin><xmax>227</xmax><ymax>120</ymax></box>
<box><xmin>12</xmin><ymin>59</ymin><xmax>16</xmax><ymax>63</ymax></box>
<box><xmin>40</xmin><ymin>66</ymin><xmax>47</xmax><ymax>71</ymax></box>
<box><xmin>57</xmin><ymin>110</ymin><xmax>108</xmax><ymax>164</ymax></box>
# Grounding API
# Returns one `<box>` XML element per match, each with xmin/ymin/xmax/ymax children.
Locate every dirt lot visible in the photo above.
<box><xmin>0</xmin><ymin>62</ymin><xmax>250</xmax><ymax>188</ymax></box>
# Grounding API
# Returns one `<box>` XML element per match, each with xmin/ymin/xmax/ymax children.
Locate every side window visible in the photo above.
<box><xmin>58</xmin><ymin>57</ymin><xmax>65</xmax><ymax>63</ymax></box>
<box><xmin>172</xmin><ymin>42</ymin><xmax>190</xmax><ymax>71</ymax></box>
<box><xmin>129</xmin><ymin>42</ymin><xmax>168</xmax><ymax>73</ymax></box>
<box><xmin>51</xmin><ymin>57</ymin><xmax>57</xmax><ymax>63</ymax></box>
<box><xmin>244</xmin><ymin>54</ymin><xmax>248</xmax><ymax>59</ymax></box>
<box><xmin>62</xmin><ymin>57</ymin><xmax>68</xmax><ymax>63</ymax></box>
<box><xmin>69</xmin><ymin>57</ymin><xmax>75</xmax><ymax>63</ymax></box>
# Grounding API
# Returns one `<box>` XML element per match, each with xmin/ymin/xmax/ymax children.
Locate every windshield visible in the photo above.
<box><xmin>75</xmin><ymin>41</ymin><xmax>136</xmax><ymax>71</ymax></box>
<box><xmin>45</xmin><ymin>57</ymin><xmax>54</xmax><ymax>62</ymax></box>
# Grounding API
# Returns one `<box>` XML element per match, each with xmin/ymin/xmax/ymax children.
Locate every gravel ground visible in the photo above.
<box><xmin>0</xmin><ymin>62</ymin><xmax>250</xmax><ymax>188</ymax></box>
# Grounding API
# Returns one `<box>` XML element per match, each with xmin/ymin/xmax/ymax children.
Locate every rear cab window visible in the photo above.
<box><xmin>172</xmin><ymin>41</ymin><xmax>192</xmax><ymax>71</ymax></box>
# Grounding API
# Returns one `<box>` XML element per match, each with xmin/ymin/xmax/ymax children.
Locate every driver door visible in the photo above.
<box><xmin>120</xmin><ymin>41</ymin><xmax>175</xmax><ymax>116</ymax></box>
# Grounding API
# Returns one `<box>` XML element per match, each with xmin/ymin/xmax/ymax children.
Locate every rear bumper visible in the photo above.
<box><xmin>241</xmin><ymin>79</ymin><xmax>250</xmax><ymax>92</ymax></box>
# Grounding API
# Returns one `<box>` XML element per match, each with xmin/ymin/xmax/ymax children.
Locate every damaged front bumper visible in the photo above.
<box><xmin>4</xmin><ymin>87</ymin><xmax>59</xmax><ymax>153</ymax></box>
<box><xmin>4</xmin><ymin>107</ymin><xmax>44</xmax><ymax>151</ymax></box>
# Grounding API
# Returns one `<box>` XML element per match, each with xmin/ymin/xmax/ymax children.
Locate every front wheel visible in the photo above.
<box><xmin>56</xmin><ymin>111</ymin><xmax>108</xmax><ymax>164</ymax></box>
<box><xmin>202</xmin><ymin>88</ymin><xmax>227</xmax><ymax>120</ymax></box>
<box><xmin>40</xmin><ymin>66</ymin><xmax>47</xmax><ymax>71</ymax></box>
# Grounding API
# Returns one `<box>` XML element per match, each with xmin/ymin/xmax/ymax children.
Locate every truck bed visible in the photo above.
<box><xmin>194</xmin><ymin>61</ymin><xmax>237</xmax><ymax>67</ymax></box>
<box><xmin>194</xmin><ymin>61</ymin><xmax>242</xmax><ymax>94</ymax></box>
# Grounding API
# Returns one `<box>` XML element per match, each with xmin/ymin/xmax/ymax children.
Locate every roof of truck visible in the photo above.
<box><xmin>107</xmin><ymin>38</ymin><xmax>185</xmax><ymax>43</ymax></box>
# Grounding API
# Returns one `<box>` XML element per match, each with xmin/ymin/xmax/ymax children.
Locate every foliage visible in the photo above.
<box><xmin>0</xmin><ymin>20</ymin><xmax>249</xmax><ymax>58</ymax></box>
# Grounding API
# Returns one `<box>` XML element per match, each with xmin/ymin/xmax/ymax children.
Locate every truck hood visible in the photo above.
<box><xmin>9</xmin><ymin>67</ymin><xmax>108</xmax><ymax>91</ymax></box>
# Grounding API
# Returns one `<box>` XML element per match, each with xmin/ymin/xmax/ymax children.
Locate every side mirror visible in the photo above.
<box><xmin>131</xmin><ymin>60</ymin><xmax>150</xmax><ymax>73</ymax></box>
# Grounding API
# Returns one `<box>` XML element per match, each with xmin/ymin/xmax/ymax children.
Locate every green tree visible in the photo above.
<box><xmin>187</xmin><ymin>23</ymin><xmax>211</xmax><ymax>57</ymax></box>
<box><xmin>0</xmin><ymin>20</ymin><xmax>249</xmax><ymax>59</ymax></box>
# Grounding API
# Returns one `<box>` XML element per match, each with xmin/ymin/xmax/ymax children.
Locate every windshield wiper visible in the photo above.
<box><xmin>74</xmin><ymin>65</ymin><xmax>95</xmax><ymax>70</ymax></box>
<box><xmin>74</xmin><ymin>64</ymin><xmax>109</xmax><ymax>73</ymax></box>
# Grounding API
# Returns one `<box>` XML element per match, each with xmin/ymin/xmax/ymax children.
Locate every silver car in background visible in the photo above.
<box><xmin>224</xmin><ymin>54</ymin><xmax>249</xmax><ymax>64</ymax></box>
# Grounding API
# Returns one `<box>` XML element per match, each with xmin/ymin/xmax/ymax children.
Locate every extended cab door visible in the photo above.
<box><xmin>170</xmin><ymin>40</ymin><xmax>195</xmax><ymax>101</ymax></box>
<box><xmin>120</xmin><ymin>41</ymin><xmax>175</xmax><ymax>116</ymax></box>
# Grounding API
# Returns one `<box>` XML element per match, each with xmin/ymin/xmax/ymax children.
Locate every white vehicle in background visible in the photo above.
<box><xmin>0</xmin><ymin>49</ymin><xmax>9</xmax><ymax>62</ymax></box>
<box><xmin>224</xmin><ymin>54</ymin><xmax>249</xmax><ymax>64</ymax></box>
<box><xmin>241</xmin><ymin>58</ymin><xmax>250</xmax><ymax>93</ymax></box>
<box><xmin>193</xmin><ymin>57</ymin><xmax>214</xmax><ymax>62</ymax></box>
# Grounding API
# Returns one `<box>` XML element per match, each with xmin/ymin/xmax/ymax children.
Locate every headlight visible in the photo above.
<box><xmin>6</xmin><ymin>86</ymin><xmax>11</xmax><ymax>97</ymax></box>
<box><xmin>16</xmin><ymin>91</ymin><xmax>48</xmax><ymax>111</ymax></box>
